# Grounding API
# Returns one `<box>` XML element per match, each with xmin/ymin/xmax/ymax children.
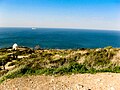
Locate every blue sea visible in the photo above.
<box><xmin>0</xmin><ymin>28</ymin><xmax>120</xmax><ymax>49</ymax></box>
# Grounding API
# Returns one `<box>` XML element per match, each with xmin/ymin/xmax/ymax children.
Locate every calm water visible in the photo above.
<box><xmin>0</xmin><ymin>28</ymin><xmax>120</xmax><ymax>49</ymax></box>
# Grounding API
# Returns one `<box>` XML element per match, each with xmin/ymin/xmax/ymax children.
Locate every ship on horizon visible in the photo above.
<box><xmin>32</xmin><ymin>27</ymin><xmax>37</xmax><ymax>30</ymax></box>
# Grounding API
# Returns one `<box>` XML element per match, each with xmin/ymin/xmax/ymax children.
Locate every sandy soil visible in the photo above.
<box><xmin>0</xmin><ymin>73</ymin><xmax>120</xmax><ymax>90</ymax></box>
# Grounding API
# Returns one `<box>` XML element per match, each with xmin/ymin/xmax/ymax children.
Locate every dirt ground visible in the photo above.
<box><xmin>0</xmin><ymin>73</ymin><xmax>120</xmax><ymax>90</ymax></box>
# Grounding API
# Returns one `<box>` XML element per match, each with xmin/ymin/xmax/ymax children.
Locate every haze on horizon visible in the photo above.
<box><xmin>0</xmin><ymin>0</ymin><xmax>120</xmax><ymax>30</ymax></box>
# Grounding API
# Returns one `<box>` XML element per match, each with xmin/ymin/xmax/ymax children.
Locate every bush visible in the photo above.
<box><xmin>84</xmin><ymin>49</ymin><xmax>115</xmax><ymax>69</ymax></box>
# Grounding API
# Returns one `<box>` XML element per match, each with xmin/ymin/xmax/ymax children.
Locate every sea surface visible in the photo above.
<box><xmin>0</xmin><ymin>28</ymin><xmax>120</xmax><ymax>49</ymax></box>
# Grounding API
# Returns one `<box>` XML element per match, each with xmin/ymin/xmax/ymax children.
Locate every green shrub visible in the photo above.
<box><xmin>84</xmin><ymin>49</ymin><xmax>115</xmax><ymax>69</ymax></box>
<box><xmin>0</xmin><ymin>65</ymin><xmax>26</xmax><ymax>83</ymax></box>
<box><xmin>104</xmin><ymin>46</ymin><xmax>112</xmax><ymax>49</ymax></box>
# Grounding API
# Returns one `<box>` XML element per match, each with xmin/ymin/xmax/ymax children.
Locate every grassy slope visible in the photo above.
<box><xmin>0</xmin><ymin>46</ymin><xmax>120</xmax><ymax>83</ymax></box>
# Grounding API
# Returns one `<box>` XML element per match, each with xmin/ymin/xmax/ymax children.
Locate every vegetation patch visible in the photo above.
<box><xmin>0</xmin><ymin>46</ymin><xmax>120</xmax><ymax>83</ymax></box>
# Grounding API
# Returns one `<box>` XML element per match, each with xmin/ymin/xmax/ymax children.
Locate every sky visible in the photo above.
<box><xmin>0</xmin><ymin>0</ymin><xmax>120</xmax><ymax>30</ymax></box>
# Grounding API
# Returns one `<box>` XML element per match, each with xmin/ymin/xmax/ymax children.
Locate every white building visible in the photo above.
<box><xmin>12</xmin><ymin>43</ymin><xmax>18</xmax><ymax>50</ymax></box>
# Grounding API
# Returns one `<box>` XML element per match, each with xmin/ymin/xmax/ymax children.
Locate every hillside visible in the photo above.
<box><xmin>0</xmin><ymin>46</ymin><xmax>120</xmax><ymax>89</ymax></box>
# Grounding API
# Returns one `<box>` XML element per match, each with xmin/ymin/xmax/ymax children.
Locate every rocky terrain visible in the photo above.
<box><xmin>0</xmin><ymin>73</ymin><xmax>120</xmax><ymax>90</ymax></box>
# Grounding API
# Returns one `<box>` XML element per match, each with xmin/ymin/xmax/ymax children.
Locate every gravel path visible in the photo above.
<box><xmin>0</xmin><ymin>73</ymin><xmax>120</xmax><ymax>90</ymax></box>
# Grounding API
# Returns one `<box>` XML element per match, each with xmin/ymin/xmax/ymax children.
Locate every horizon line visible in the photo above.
<box><xmin>0</xmin><ymin>26</ymin><xmax>120</xmax><ymax>31</ymax></box>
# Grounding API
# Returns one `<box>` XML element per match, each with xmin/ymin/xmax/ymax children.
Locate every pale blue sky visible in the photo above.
<box><xmin>0</xmin><ymin>0</ymin><xmax>120</xmax><ymax>30</ymax></box>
